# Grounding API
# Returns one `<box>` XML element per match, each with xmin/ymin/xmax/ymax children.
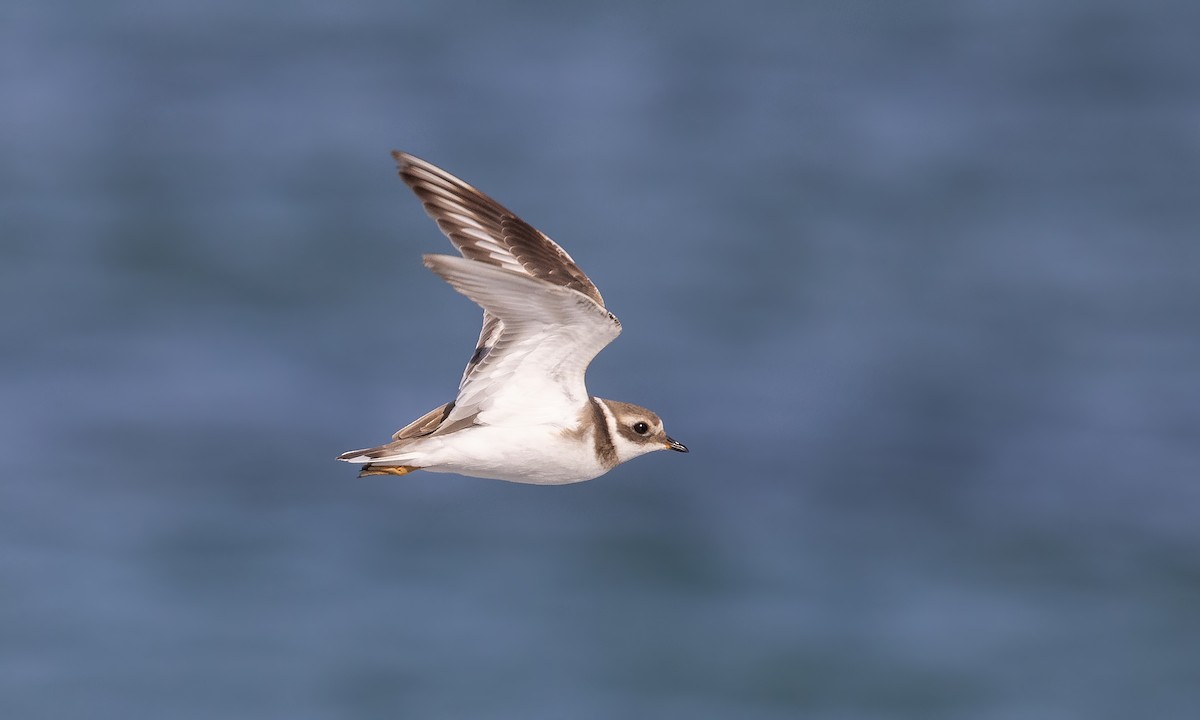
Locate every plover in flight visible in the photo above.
<box><xmin>337</xmin><ymin>152</ymin><xmax>687</xmax><ymax>484</ymax></box>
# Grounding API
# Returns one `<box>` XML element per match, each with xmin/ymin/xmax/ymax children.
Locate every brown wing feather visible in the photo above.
<box><xmin>390</xmin><ymin>401</ymin><xmax>455</xmax><ymax>440</ymax></box>
<box><xmin>392</xmin><ymin>151</ymin><xmax>606</xmax><ymax>307</ymax></box>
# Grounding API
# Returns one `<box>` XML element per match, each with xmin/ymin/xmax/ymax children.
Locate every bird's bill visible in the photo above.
<box><xmin>665</xmin><ymin>437</ymin><xmax>689</xmax><ymax>453</ymax></box>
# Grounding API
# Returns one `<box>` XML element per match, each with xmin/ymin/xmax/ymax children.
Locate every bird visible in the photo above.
<box><xmin>336</xmin><ymin>151</ymin><xmax>687</xmax><ymax>484</ymax></box>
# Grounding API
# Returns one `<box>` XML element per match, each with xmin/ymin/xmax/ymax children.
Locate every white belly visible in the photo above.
<box><xmin>417</xmin><ymin>425</ymin><xmax>610</xmax><ymax>484</ymax></box>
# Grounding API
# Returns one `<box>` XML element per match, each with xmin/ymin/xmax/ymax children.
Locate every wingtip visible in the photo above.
<box><xmin>393</xmin><ymin>150</ymin><xmax>440</xmax><ymax>175</ymax></box>
<box><xmin>422</xmin><ymin>253</ymin><xmax>456</xmax><ymax>270</ymax></box>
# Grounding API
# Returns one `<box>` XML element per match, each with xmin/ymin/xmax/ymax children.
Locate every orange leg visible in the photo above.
<box><xmin>358</xmin><ymin>465</ymin><xmax>420</xmax><ymax>477</ymax></box>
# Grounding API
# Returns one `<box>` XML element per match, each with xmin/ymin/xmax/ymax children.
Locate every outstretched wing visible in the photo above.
<box><xmin>393</xmin><ymin>151</ymin><xmax>606</xmax><ymax>389</ymax></box>
<box><xmin>423</xmin><ymin>254</ymin><xmax>621</xmax><ymax>429</ymax></box>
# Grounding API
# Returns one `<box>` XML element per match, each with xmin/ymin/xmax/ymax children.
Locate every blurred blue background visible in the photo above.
<box><xmin>3</xmin><ymin>0</ymin><xmax>1199</xmax><ymax>718</ymax></box>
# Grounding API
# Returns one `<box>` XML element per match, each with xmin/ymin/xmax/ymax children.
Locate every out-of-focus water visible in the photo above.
<box><xmin>3</xmin><ymin>1</ymin><xmax>1199</xmax><ymax>717</ymax></box>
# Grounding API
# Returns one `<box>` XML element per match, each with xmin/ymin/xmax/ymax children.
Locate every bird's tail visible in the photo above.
<box><xmin>337</xmin><ymin>445</ymin><xmax>423</xmax><ymax>478</ymax></box>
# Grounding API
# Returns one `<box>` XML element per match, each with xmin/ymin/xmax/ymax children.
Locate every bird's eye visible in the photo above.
<box><xmin>633</xmin><ymin>421</ymin><xmax>649</xmax><ymax>435</ymax></box>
